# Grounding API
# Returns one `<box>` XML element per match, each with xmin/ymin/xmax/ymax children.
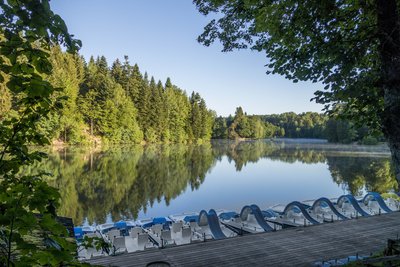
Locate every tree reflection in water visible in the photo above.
<box><xmin>42</xmin><ymin>144</ymin><xmax>216</xmax><ymax>225</ymax></box>
<box><xmin>31</xmin><ymin>140</ymin><xmax>395</xmax><ymax>225</ymax></box>
<box><xmin>327</xmin><ymin>157</ymin><xmax>396</xmax><ymax>195</ymax></box>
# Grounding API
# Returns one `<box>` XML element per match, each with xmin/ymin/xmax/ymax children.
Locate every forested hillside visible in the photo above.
<box><xmin>261</xmin><ymin>112</ymin><xmax>383</xmax><ymax>144</ymax></box>
<box><xmin>213</xmin><ymin>108</ymin><xmax>383</xmax><ymax>145</ymax></box>
<box><xmin>260</xmin><ymin>112</ymin><xmax>326</xmax><ymax>139</ymax></box>
<box><xmin>0</xmin><ymin>47</ymin><xmax>383</xmax><ymax>146</ymax></box>
<box><xmin>0</xmin><ymin>47</ymin><xmax>215</xmax><ymax>144</ymax></box>
<box><xmin>212</xmin><ymin>107</ymin><xmax>283</xmax><ymax>139</ymax></box>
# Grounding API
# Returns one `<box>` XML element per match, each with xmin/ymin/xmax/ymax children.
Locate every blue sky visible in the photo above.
<box><xmin>52</xmin><ymin>0</ymin><xmax>324</xmax><ymax>116</ymax></box>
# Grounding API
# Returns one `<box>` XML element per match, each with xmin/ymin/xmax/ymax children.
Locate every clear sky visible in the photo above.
<box><xmin>51</xmin><ymin>0</ymin><xmax>324</xmax><ymax>117</ymax></box>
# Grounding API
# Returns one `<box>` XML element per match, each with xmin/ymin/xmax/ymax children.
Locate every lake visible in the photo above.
<box><xmin>37</xmin><ymin>139</ymin><xmax>395</xmax><ymax>226</ymax></box>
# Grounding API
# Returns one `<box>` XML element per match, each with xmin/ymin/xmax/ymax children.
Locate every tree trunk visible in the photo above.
<box><xmin>377</xmin><ymin>0</ymin><xmax>400</xmax><ymax>189</ymax></box>
<box><xmin>90</xmin><ymin>118</ymin><xmax>93</xmax><ymax>136</ymax></box>
<box><xmin>90</xmin><ymin>151</ymin><xmax>93</xmax><ymax>171</ymax></box>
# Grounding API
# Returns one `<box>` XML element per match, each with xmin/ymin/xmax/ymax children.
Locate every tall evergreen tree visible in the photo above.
<box><xmin>165</xmin><ymin>83</ymin><xmax>190</xmax><ymax>142</ymax></box>
<box><xmin>46</xmin><ymin>46</ymin><xmax>85</xmax><ymax>143</ymax></box>
<box><xmin>127</xmin><ymin>63</ymin><xmax>142</xmax><ymax>105</ymax></box>
<box><xmin>79</xmin><ymin>58</ymin><xmax>102</xmax><ymax>137</ymax></box>
<box><xmin>96</xmin><ymin>55</ymin><xmax>108</xmax><ymax>75</ymax></box>
<box><xmin>199</xmin><ymin>98</ymin><xmax>214</xmax><ymax>139</ymax></box>
<box><xmin>156</xmin><ymin>80</ymin><xmax>169</xmax><ymax>141</ymax></box>
<box><xmin>111</xmin><ymin>58</ymin><xmax>125</xmax><ymax>85</ymax></box>
<box><xmin>165</xmin><ymin>77</ymin><xmax>173</xmax><ymax>88</ymax></box>
<box><xmin>189</xmin><ymin>92</ymin><xmax>214</xmax><ymax>141</ymax></box>
<box><xmin>137</xmin><ymin>73</ymin><xmax>152</xmax><ymax>140</ymax></box>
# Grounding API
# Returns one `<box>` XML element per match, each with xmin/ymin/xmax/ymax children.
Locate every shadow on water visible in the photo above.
<box><xmin>28</xmin><ymin>140</ymin><xmax>396</xmax><ymax>225</ymax></box>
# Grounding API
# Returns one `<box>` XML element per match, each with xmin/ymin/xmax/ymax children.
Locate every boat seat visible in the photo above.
<box><xmin>232</xmin><ymin>217</ymin><xmax>241</xmax><ymax>223</ymax></box>
<box><xmin>367</xmin><ymin>200</ymin><xmax>380</xmax><ymax>211</ymax></box>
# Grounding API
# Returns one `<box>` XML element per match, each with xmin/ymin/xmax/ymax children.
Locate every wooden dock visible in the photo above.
<box><xmin>87</xmin><ymin>212</ymin><xmax>400</xmax><ymax>266</ymax></box>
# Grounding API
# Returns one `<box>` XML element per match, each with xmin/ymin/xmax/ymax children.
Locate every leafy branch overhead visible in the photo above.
<box><xmin>0</xmin><ymin>0</ymin><xmax>82</xmax><ymax>266</ymax></box>
<box><xmin>194</xmin><ymin>0</ymin><xmax>382</xmax><ymax>129</ymax></box>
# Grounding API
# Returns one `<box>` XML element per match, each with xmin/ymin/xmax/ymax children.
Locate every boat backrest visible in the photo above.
<box><xmin>129</xmin><ymin>227</ymin><xmax>142</xmax><ymax>237</ymax></box>
<box><xmin>107</xmin><ymin>229</ymin><xmax>120</xmax><ymax>240</ymax></box>
<box><xmin>247</xmin><ymin>214</ymin><xmax>257</xmax><ymax>224</ymax></box>
<box><xmin>137</xmin><ymin>233</ymin><xmax>148</xmax><ymax>250</ymax></box>
<box><xmin>112</xmin><ymin>236</ymin><xmax>126</xmax><ymax>253</ymax></box>
<box><xmin>84</xmin><ymin>232</ymin><xmax>97</xmax><ymax>238</ymax></box>
<box><xmin>161</xmin><ymin>230</ymin><xmax>172</xmax><ymax>241</ymax></box>
<box><xmin>151</xmin><ymin>224</ymin><xmax>163</xmax><ymax>235</ymax></box>
<box><xmin>182</xmin><ymin>227</ymin><xmax>191</xmax><ymax>239</ymax></box>
<box><xmin>368</xmin><ymin>200</ymin><xmax>379</xmax><ymax>210</ymax></box>
<box><xmin>189</xmin><ymin>221</ymin><xmax>198</xmax><ymax>230</ymax></box>
<box><xmin>172</xmin><ymin>222</ymin><xmax>183</xmax><ymax>233</ymax></box>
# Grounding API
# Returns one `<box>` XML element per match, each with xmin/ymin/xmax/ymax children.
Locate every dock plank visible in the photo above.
<box><xmin>86</xmin><ymin>212</ymin><xmax>400</xmax><ymax>266</ymax></box>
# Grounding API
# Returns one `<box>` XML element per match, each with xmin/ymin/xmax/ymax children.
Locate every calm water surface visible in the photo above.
<box><xmin>39</xmin><ymin>139</ymin><xmax>395</xmax><ymax>225</ymax></box>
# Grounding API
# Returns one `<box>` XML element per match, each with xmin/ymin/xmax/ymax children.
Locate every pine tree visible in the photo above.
<box><xmin>79</xmin><ymin>55</ymin><xmax>113</xmax><ymax>138</ymax></box>
<box><xmin>79</xmin><ymin>89</ymin><xmax>101</xmax><ymax>137</ymax></box>
<box><xmin>165</xmin><ymin>77</ymin><xmax>172</xmax><ymax>88</ymax></box>
<box><xmin>190</xmin><ymin>98</ymin><xmax>202</xmax><ymax>140</ymax></box>
<box><xmin>156</xmin><ymin>80</ymin><xmax>169</xmax><ymax>141</ymax></box>
<box><xmin>96</xmin><ymin>55</ymin><xmax>108</xmax><ymax>75</ymax></box>
<box><xmin>199</xmin><ymin>98</ymin><xmax>214</xmax><ymax>139</ymax></box>
<box><xmin>127</xmin><ymin>63</ymin><xmax>142</xmax><ymax>105</ymax></box>
<box><xmin>165</xmin><ymin>83</ymin><xmax>190</xmax><ymax>142</ymax></box>
<box><xmin>46</xmin><ymin>46</ymin><xmax>85</xmax><ymax>143</ymax></box>
<box><xmin>189</xmin><ymin>92</ymin><xmax>214</xmax><ymax>142</ymax></box>
<box><xmin>99</xmin><ymin>82</ymin><xmax>142</xmax><ymax>143</ymax></box>
<box><xmin>111</xmin><ymin>58</ymin><xmax>125</xmax><ymax>85</ymax></box>
<box><xmin>137</xmin><ymin>72</ymin><xmax>152</xmax><ymax>140</ymax></box>
<box><xmin>117</xmin><ymin>92</ymin><xmax>143</xmax><ymax>143</ymax></box>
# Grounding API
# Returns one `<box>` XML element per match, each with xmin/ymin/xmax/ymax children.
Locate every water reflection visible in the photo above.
<box><xmin>327</xmin><ymin>157</ymin><xmax>396</xmax><ymax>195</ymax></box>
<box><xmin>34</xmin><ymin>140</ymin><xmax>395</xmax><ymax>225</ymax></box>
<box><xmin>44</xmin><ymin>144</ymin><xmax>216</xmax><ymax>224</ymax></box>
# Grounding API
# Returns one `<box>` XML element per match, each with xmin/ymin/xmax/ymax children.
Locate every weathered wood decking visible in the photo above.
<box><xmin>87</xmin><ymin>212</ymin><xmax>400</xmax><ymax>266</ymax></box>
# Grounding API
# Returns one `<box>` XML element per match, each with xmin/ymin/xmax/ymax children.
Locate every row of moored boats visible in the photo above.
<box><xmin>75</xmin><ymin>192</ymin><xmax>399</xmax><ymax>260</ymax></box>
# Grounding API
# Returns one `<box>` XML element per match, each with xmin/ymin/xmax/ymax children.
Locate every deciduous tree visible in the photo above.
<box><xmin>0</xmin><ymin>0</ymin><xmax>81</xmax><ymax>265</ymax></box>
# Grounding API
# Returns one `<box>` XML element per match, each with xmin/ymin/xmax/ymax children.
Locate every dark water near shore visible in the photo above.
<box><xmin>35</xmin><ymin>139</ymin><xmax>395</xmax><ymax>225</ymax></box>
